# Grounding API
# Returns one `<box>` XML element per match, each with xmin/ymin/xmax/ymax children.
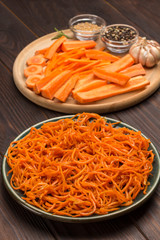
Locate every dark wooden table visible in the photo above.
<box><xmin>0</xmin><ymin>0</ymin><xmax>160</xmax><ymax>239</ymax></box>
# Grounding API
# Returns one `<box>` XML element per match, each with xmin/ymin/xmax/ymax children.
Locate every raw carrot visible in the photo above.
<box><xmin>73</xmin><ymin>60</ymin><xmax>100</xmax><ymax>74</ymax></box>
<box><xmin>44</xmin><ymin>53</ymin><xmax>58</xmax><ymax>76</ymax></box>
<box><xmin>35</xmin><ymin>47</ymin><xmax>49</xmax><ymax>55</ymax></box>
<box><xmin>54</xmin><ymin>74</ymin><xmax>79</xmax><ymax>102</ymax></box>
<box><xmin>98</xmin><ymin>54</ymin><xmax>135</xmax><ymax>73</ymax></box>
<box><xmin>61</xmin><ymin>40</ymin><xmax>96</xmax><ymax>52</ymax></box>
<box><xmin>41</xmin><ymin>70</ymin><xmax>71</xmax><ymax>99</ymax></box>
<box><xmin>72</xmin><ymin>80</ymin><xmax>106</xmax><ymax>98</ymax></box>
<box><xmin>26</xmin><ymin>75</ymin><xmax>43</xmax><ymax>89</ymax></box>
<box><xmin>64</xmin><ymin>58</ymin><xmax>95</xmax><ymax>64</ymax></box>
<box><xmin>85</xmin><ymin>49</ymin><xmax>120</xmax><ymax>62</ymax></box>
<box><xmin>24</xmin><ymin>65</ymin><xmax>43</xmax><ymax>78</ymax></box>
<box><xmin>73</xmin><ymin>76</ymin><xmax>150</xmax><ymax>103</ymax></box>
<box><xmin>120</xmin><ymin>63</ymin><xmax>146</xmax><ymax>77</ymax></box>
<box><xmin>7</xmin><ymin>113</ymin><xmax>154</xmax><ymax>217</ymax></box>
<box><xmin>26</xmin><ymin>54</ymin><xmax>47</xmax><ymax>66</ymax></box>
<box><xmin>93</xmin><ymin>69</ymin><xmax>130</xmax><ymax>86</ymax></box>
<box><xmin>74</xmin><ymin>73</ymin><xmax>95</xmax><ymax>90</ymax></box>
<box><xmin>33</xmin><ymin>68</ymin><xmax>62</xmax><ymax>94</ymax></box>
<box><xmin>44</xmin><ymin>36</ymin><xmax>67</xmax><ymax>59</ymax></box>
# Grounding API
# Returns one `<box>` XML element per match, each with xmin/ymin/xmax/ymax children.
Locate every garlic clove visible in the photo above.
<box><xmin>150</xmin><ymin>47</ymin><xmax>160</xmax><ymax>62</ymax></box>
<box><xmin>145</xmin><ymin>52</ymin><xmax>156</xmax><ymax>67</ymax></box>
<box><xmin>129</xmin><ymin>45</ymin><xmax>140</xmax><ymax>64</ymax></box>
<box><xmin>138</xmin><ymin>47</ymin><xmax>147</xmax><ymax>66</ymax></box>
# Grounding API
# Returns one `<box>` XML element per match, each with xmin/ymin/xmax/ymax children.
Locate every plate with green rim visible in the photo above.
<box><xmin>2</xmin><ymin>115</ymin><xmax>160</xmax><ymax>223</ymax></box>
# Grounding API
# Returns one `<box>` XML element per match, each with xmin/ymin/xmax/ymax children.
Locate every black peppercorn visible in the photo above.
<box><xmin>104</xmin><ymin>25</ymin><xmax>137</xmax><ymax>42</ymax></box>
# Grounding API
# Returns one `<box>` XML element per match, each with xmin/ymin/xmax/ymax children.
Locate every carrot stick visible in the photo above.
<box><xmin>74</xmin><ymin>73</ymin><xmax>95</xmax><ymax>90</ymax></box>
<box><xmin>99</xmin><ymin>54</ymin><xmax>135</xmax><ymax>73</ymax></box>
<box><xmin>33</xmin><ymin>68</ymin><xmax>62</xmax><ymax>94</ymax></box>
<box><xmin>45</xmin><ymin>36</ymin><xmax>67</xmax><ymax>59</ymax></box>
<box><xmin>93</xmin><ymin>69</ymin><xmax>130</xmax><ymax>86</ymax></box>
<box><xmin>54</xmin><ymin>74</ymin><xmax>79</xmax><ymax>102</ymax></box>
<box><xmin>41</xmin><ymin>70</ymin><xmax>71</xmax><ymax>99</ymax></box>
<box><xmin>85</xmin><ymin>49</ymin><xmax>120</xmax><ymax>62</ymax></box>
<box><xmin>35</xmin><ymin>47</ymin><xmax>49</xmax><ymax>55</ymax></box>
<box><xmin>120</xmin><ymin>63</ymin><xmax>146</xmax><ymax>77</ymax></box>
<box><xmin>44</xmin><ymin>53</ymin><xmax>58</xmax><ymax>76</ymax></box>
<box><xmin>73</xmin><ymin>76</ymin><xmax>150</xmax><ymax>103</ymax></box>
<box><xmin>72</xmin><ymin>80</ymin><xmax>106</xmax><ymax>98</ymax></box>
<box><xmin>73</xmin><ymin>60</ymin><xmax>100</xmax><ymax>74</ymax></box>
<box><xmin>61</xmin><ymin>40</ymin><xmax>96</xmax><ymax>51</ymax></box>
<box><xmin>64</xmin><ymin>58</ymin><xmax>94</xmax><ymax>64</ymax></box>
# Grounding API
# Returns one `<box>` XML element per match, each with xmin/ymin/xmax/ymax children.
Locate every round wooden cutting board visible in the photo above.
<box><xmin>13</xmin><ymin>29</ymin><xmax>160</xmax><ymax>114</ymax></box>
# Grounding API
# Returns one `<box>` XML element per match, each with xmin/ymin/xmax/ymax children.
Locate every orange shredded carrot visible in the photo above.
<box><xmin>7</xmin><ymin>113</ymin><xmax>154</xmax><ymax>217</ymax></box>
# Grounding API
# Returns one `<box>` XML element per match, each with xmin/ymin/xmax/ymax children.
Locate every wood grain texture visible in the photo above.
<box><xmin>107</xmin><ymin>0</ymin><xmax>160</xmax><ymax>42</ymax></box>
<box><xmin>0</xmin><ymin>0</ymin><xmax>160</xmax><ymax>239</ymax></box>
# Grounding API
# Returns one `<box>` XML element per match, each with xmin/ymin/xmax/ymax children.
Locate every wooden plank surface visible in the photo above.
<box><xmin>0</xmin><ymin>0</ymin><xmax>160</xmax><ymax>239</ymax></box>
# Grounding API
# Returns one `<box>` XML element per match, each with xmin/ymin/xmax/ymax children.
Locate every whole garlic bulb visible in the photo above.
<box><xmin>129</xmin><ymin>37</ymin><xmax>160</xmax><ymax>67</ymax></box>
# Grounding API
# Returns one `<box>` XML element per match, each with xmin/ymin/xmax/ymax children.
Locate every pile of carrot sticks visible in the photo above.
<box><xmin>24</xmin><ymin>36</ymin><xmax>149</xmax><ymax>104</ymax></box>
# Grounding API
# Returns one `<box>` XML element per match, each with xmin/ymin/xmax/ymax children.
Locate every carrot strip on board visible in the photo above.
<box><xmin>35</xmin><ymin>47</ymin><xmax>49</xmax><ymax>55</ymax></box>
<box><xmin>26</xmin><ymin>75</ymin><xmax>43</xmax><ymax>89</ymax></box>
<box><xmin>73</xmin><ymin>60</ymin><xmax>100</xmax><ymax>74</ymax></box>
<box><xmin>26</xmin><ymin>54</ymin><xmax>47</xmax><ymax>66</ymax></box>
<box><xmin>54</xmin><ymin>74</ymin><xmax>79</xmax><ymax>102</ymax></box>
<box><xmin>120</xmin><ymin>63</ymin><xmax>146</xmax><ymax>77</ymax></box>
<box><xmin>85</xmin><ymin>49</ymin><xmax>120</xmax><ymax>62</ymax></box>
<box><xmin>33</xmin><ymin>68</ymin><xmax>62</xmax><ymax>94</ymax></box>
<box><xmin>7</xmin><ymin>113</ymin><xmax>154</xmax><ymax>217</ymax></box>
<box><xmin>93</xmin><ymin>69</ymin><xmax>130</xmax><ymax>86</ymax></box>
<box><xmin>61</xmin><ymin>40</ymin><xmax>96</xmax><ymax>52</ymax></box>
<box><xmin>64</xmin><ymin>58</ymin><xmax>95</xmax><ymax>64</ymax></box>
<box><xmin>44</xmin><ymin>53</ymin><xmax>58</xmax><ymax>76</ymax></box>
<box><xmin>73</xmin><ymin>76</ymin><xmax>150</xmax><ymax>103</ymax></box>
<box><xmin>74</xmin><ymin>73</ymin><xmax>95</xmax><ymax>90</ymax></box>
<box><xmin>98</xmin><ymin>54</ymin><xmax>135</xmax><ymax>73</ymax></box>
<box><xmin>24</xmin><ymin>65</ymin><xmax>43</xmax><ymax>78</ymax></box>
<box><xmin>72</xmin><ymin>80</ymin><xmax>106</xmax><ymax>98</ymax></box>
<box><xmin>41</xmin><ymin>70</ymin><xmax>71</xmax><ymax>99</ymax></box>
<box><xmin>44</xmin><ymin>36</ymin><xmax>67</xmax><ymax>59</ymax></box>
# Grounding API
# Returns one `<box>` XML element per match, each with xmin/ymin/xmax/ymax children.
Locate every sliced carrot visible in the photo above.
<box><xmin>61</xmin><ymin>40</ymin><xmax>96</xmax><ymax>52</ymax></box>
<box><xmin>54</xmin><ymin>74</ymin><xmax>79</xmax><ymax>102</ymax></box>
<box><xmin>44</xmin><ymin>53</ymin><xmax>58</xmax><ymax>76</ymax></box>
<box><xmin>72</xmin><ymin>80</ymin><xmax>106</xmax><ymax>98</ymax></box>
<box><xmin>26</xmin><ymin>75</ymin><xmax>43</xmax><ymax>89</ymax></box>
<box><xmin>41</xmin><ymin>70</ymin><xmax>71</xmax><ymax>100</ymax></box>
<box><xmin>73</xmin><ymin>60</ymin><xmax>100</xmax><ymax>74</ymax></box>
<box><xmin>35</xmin><ymin>47</ymin><xmax>49</xmax><ymax>55</ymax></box>
<box><xmin>33</xmin><ymin>68</ymin><xmax>62</xmax><ymax>94</ymax></box>
<box><xmin>24</xmin><ymin>65</ymin><xmax>43</xmax><ymax>78</ymax></box>
<box><xmin>26</xmin><ymin>54</ymin><xmax>46</xmax><ymax>66</ymax></box>
<box><xmin>120</xmin><ymin>63</ymin><xmax>146</xmax><ymax>77</ymax></box>
<box><xmin>99</xmin><ymin>54</ymin><xmax>135</xmax><ymax>73</ymax></box>
<box><xmin>73</xmin><ymin>76</ymin><xmax>150</xmax><ymax>103</ymax></box>
<box><xmin>44</xmin><ymin>36</ymin><xmax>67</xmax><ymax>59</ymax></box>
<box><xmin>93</xmin><ymin>69</ymin><xmax>130</xmax><ymax>86</ymax></box>
<box><xmin>64</xmin><ymin>58</ymin><xmax>96</xmax><ymax>65</ymax></box>
<box><xmin>85</xmin><ymin>49</ymin><xmax>120</xmax><ymax>62</ymax></box>
<box><xmin>74</xmin><ymin>73</ymin><xmax>95</xmax><ymax>90</ymax></box>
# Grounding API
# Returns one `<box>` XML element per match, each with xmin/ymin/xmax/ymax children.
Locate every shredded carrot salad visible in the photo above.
<box><xmin>7</xmin><ymin>113</ymin><xmax>154</xmax><ymax>217</ymax></box>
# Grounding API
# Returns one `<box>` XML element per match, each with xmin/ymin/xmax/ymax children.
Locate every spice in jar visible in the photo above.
<box><xmin>104</xmin><ymin>25</ymin><xmax>137</xmax><ymax>42</ymax></box>
<box><xmin>73</xmin><ymin>22</ymin><xmax>101</xmax><ymax>31</ymax></box>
